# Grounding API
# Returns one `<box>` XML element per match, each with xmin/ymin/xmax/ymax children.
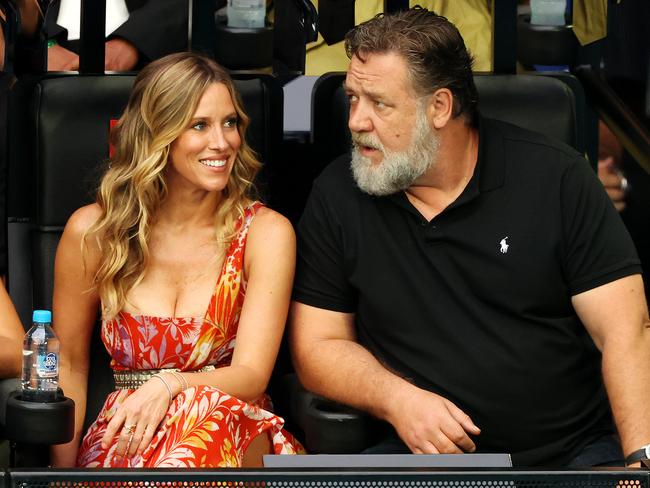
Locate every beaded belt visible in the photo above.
<box><xmin>113</xmin><ymin>365</ymin><xmax>217</xmax><ymax>390</ymax></box>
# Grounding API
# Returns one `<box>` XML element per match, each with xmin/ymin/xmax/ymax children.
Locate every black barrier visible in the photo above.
<box><xmin>5</xmin><ymin>468</ymin><xmax>650</xmax><ymax>488</ymax></box>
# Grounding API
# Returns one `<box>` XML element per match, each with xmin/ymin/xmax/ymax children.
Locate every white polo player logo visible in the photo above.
<box><xmin>500</xmin><ymin>237</ymin><xmax>509</xmax><ymax>254</ymax></box>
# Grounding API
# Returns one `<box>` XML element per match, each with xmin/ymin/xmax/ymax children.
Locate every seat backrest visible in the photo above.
<box><xmin>6</xmin><ymin>71</ymin><xmax>284</xmax><ymax>431</ymax></box>
<box><xmin>7</xmin><ymin>74</ymin><xmax>136</xmax><ymax>317</ymax></box>
<box><xmin>311</xmin><ymin>72</ymin><xmax>586</xmax><ymax>175</ymax></box>
<box><xmin>0</xmin><ymin>73</ymin><xmax>12</xmax><ymax>278</ymax></box>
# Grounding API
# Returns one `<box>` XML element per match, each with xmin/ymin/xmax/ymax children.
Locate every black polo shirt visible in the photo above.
<box><xmin>293</xmin><ymin>117</ymin><xmax>642</xmax><ymax>467</ymax></box>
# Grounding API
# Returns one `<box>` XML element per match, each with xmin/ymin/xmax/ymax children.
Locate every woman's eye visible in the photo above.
<box><xmin>192</xmin><ymin>121</ymin><xmax>207</xmax><ymax>131</ymax></box>
<box><xmin>224</xmin><ymin>117</ymin><xmax>238</xmax><ymax>128</ymax></box>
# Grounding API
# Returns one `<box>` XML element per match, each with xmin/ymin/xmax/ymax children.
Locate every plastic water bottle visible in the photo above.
<box><xmin>530</xmin><ymin>0</ymin><xmax>567</xmax><ymax>26</ymax></box>
<box><xmin>227</xmin><ymin>0</ymin><xmax>265</xmax><ymax>28</ymax></box>
<box><xmin>21</xmin><ymin>310</ymin><xmax>59</xmax><ymax>402</ymax></box>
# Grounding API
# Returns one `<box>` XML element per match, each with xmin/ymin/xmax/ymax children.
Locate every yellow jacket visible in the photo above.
<box><xmin>305</xmin><ymin>0</ymin><xmax>493</xmax><ymax>75</ymax></box>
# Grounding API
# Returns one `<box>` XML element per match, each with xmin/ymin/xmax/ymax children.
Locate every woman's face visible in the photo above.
<box><xmin>167</xmin><ymin>82</ymin><xmax>242</xmax><ymax>194</ymax></box>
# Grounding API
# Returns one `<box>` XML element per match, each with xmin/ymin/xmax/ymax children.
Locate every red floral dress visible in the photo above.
<box><xmin>77</xmin><ymin>202</ymin><xmax>303</xmax><ymax>467</ymax></box>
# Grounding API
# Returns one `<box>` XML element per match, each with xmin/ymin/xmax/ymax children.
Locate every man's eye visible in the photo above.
<box><xmin>375</xmin><ymin>100</ymin><xmax>386</xmax><ymax>108</ymax></box>
<box><xmin>224</xmin><ymin>117</ymin><xmax>238</xmax><ymax>128</ymax></box>
<box><xmin>347</xmin><ymin>94</ymin><xmax>358</xmax><ymax>103</ymax></box>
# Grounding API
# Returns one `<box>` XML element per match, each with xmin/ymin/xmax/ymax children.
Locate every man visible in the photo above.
<box><xmin>290</xmin><ymin>7</ymin><xmax>650</xmax><ymax>467</ymax></box>
<box><xmin>45</xmin><ymin>0</ymin><xmax>188</xmax><ymax>71</ymax></box>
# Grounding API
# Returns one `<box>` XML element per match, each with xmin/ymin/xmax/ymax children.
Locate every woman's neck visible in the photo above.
<box><xmin>157</xmin><ymin>186</ymin><xmax>223</xmax><ymax>229</ymax></box>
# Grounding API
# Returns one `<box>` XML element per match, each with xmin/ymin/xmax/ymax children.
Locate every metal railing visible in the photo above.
<box><xmin>575</xmin><ymin>66</ymin><xmax>650</xmax><ymax>174</ymax></box>
<box><xmin>3</xmin><ymin>467</ymin><xmax>650</xmax><ymax>488</ymax></box>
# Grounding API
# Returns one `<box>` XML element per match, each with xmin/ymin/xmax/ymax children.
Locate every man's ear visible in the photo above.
<box><xmin>427</xmin><ymin>88</ymin><xmax>454</xmax><ymax>130</ymax></box>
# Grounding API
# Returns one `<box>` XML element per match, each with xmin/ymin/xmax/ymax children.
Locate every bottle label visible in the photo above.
<box><xmin>36</xmin><ymin>352</ymin><xmax>58</xmax><ymax>378</ymax></box>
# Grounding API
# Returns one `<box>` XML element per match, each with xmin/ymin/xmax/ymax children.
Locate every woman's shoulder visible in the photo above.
<box><xmin>246</xmin><ymin>204</ymin><xmax>295</xmax><ymax>251</ymax></box>
<box><xmin>249</xmin><ymin>205</ymin><xmax>294</xmax><ymax>237</ymax></box>
<box><xmin>63</xmin><ymin>203</ymin><xmax>103</xmax><ymax>238</ymax></box>
<box><xmin>57</xmin><ymin>204</ymin><xmax>103</xmax><ymax>272</ymax></box>
<box><xmin>243</xmin><ymin>205</ymin><xmax>295</xmax><ymax>276</ymax></box>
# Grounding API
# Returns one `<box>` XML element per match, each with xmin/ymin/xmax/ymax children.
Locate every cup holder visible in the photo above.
<box><xmin>517</xmin><ymin>15</ymin><xmax>580</xmax><ymax>68</ymax></box>
<box><xmin>5</xmin><ymin>390</ymin><xmax>75</xmax><ymax>445</ymax></box>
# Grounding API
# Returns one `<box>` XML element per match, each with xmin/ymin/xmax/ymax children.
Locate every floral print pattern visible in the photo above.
<box><xmin>77</xmin><ymin>202</ymin><xmax>303</xmax><ymax>467</ymax></box>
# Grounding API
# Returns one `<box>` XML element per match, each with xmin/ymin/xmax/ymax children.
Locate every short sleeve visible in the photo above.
<box><xmin>561</xmin><ymin>157</ymin><xmax>641</xmax><ymax>295</ymax></box>
<box><xmin>293</xmin><ymin>182</ymin><xmax>358</xmax><ymax>312</ymax></box>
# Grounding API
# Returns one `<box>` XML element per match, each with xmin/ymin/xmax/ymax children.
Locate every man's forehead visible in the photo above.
<box><xmin>348</xmin><ymin>52</ymin><xmax>406</xmax><ymax>74</ymax></box>
<box><xmin>345</xmin><ymin>52</ymin><xmax>411</xmax><ymax>93</ymax></box>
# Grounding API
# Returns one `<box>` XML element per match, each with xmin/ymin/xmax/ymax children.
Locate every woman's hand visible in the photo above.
<box><xmin>598</xmin><ymin>156</ymin><xmax>627</xmax><ymax>212</ymax></box>
<box><xmin>101</xmin><ymin>374</ymin><xmax>181</xmax><ymax>458</ymax></box>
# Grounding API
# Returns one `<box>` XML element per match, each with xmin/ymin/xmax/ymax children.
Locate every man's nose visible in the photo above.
<box><xmin>348</xmin><ymin>103</ymin><xmax>373</xmax><ymax>133</ymax></box>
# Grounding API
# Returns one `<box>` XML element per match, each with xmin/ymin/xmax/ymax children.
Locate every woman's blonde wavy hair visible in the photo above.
<box><xmin>84</xmin><ymin>52</ymin><xmax>261</xmax><ymax>319</ymax></box>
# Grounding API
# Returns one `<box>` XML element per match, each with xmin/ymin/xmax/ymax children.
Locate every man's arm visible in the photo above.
<box><xmin>0</xmin><ymin>280</ymin><xmax>24</xmax><ymax>378</ymax></box>
<box><xmin>289</xmin><ymin>301</ymin><xmax>480</xmax><ymax>454</ymax></box>
<box><xmin>572</xmin><ymin>274</ymin><xmax>650</xmax><ymax>464</ymax></box>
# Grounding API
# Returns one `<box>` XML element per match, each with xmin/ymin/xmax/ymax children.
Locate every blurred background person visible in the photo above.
<box><xmin>45</xmin><ymin>0</ymin><xmax>189</xmax><ymax>71</ymax></box>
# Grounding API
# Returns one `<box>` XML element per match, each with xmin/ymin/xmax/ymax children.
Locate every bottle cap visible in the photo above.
<box><xmin>32</xmin><ymin>310</ymin><xmax>52</xmax><ymax>323</ymax></box>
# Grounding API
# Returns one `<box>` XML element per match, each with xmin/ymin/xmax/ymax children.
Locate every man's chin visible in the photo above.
<box><xmin>351</xmin><ymin>153</ymin><xmax>386</xmax><ymax>195</ymax></box>
<box><xmin>357</xmin><ymin>183</ymin><xmax>400</xmax><ymax>197</ymax></box>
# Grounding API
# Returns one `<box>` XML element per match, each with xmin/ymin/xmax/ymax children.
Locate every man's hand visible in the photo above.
<box><xmin>598</xmin><ymin>156</ymin><xmax>627</xmax><ymax>212</ymax></box>
<box><xmin>104</xmin><ymin>38</ymin><xmax>138</xmax><ymax>71</ymax></box>
<box><xmin>48</xmin><ymin>44</ymin><xmax>79</xmax><ymax>71</ymax></box>
<box><xmin>388</xmin><ymin>385</ymin><xmax>481</xmax><ymax>454</ymax></box>
<box><xmin>291</xmin><ymin>303</ymin><xmax>481</xmax><ymax>455</ymax></box>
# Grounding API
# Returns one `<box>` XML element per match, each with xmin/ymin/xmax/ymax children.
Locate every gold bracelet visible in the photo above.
<box><xmin>151</xmin><ymin>374</ymin><xmax>173</xmax><ymax>405</ymax></box>
<box><xmin>170</xmin><ymin>370</ymin><xmax>188</xmax><ymax>392</ymax></box>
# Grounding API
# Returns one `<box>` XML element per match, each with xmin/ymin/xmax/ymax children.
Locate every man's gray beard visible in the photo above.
<box><xmin>350</xmin><ymin>106</ymin><xmax>440</xmax><ymax>196</ymax></box>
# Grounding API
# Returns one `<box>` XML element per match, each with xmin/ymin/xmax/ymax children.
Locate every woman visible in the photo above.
<box><xmin>51</xmin><ymin>52</ymin><xmax>301</xmax><ymax>467</ymax></box>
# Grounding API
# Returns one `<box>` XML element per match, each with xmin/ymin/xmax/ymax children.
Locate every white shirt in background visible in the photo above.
<box><xmin>56</xmin><ymin>0</ymin><xmax>130</xmax><ymax>41</ymax></box>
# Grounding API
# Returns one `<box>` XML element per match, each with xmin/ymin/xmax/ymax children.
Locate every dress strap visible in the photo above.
<box><xmin>225</xmin><ymin>201</ymin><xmax>263</xmax><ymax>257</ymax></box>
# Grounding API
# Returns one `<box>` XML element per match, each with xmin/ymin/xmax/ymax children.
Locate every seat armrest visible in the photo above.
<box><xmin>0</xmin><ymin>378</ymin><xmax>20</xmax><ymax>427</ymax></box>
<box><xmin>5</xmin><ymin>390</ymin><xmax>75</xmax><ymax>445</ymax></box>
<box><xmin>291</xmin><ymin>379</ymin><xmax>372</xmax><ymax>453</ymax></box>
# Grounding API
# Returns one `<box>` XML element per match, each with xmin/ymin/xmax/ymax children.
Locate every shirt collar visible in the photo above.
<box><xmin>476</xmin><ymin>114</ymin><xmax>506</xmax><ymax>192</ymax></box>
<box><xmin>445</xmin><ymin>113</ymin><xmax>506</xmax><ymax>209</ymax></box>
<box><xmin>384</xmin><ymin>114</ymin><xmax>506</xmax><ymax>216</ymax></box>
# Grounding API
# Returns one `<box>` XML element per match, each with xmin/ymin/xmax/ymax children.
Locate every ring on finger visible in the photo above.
<box><xmin>123</xmin><ymin>423</ymin><xmax>137</xmax><ymax>435</ymax></box>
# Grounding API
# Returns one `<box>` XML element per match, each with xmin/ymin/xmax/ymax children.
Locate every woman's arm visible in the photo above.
<box><xmin>0</xmin><ymin>280</ymin><xmax>24</xmax><ymax>378</ymax></box>
<box><xmin>194</xmin><ymin>207</ymin><xmax>296</xmax><ymax>398</ymax></box>
<box><xmin>102</xmin><ymin>207</ymin><xmax>296</xmax><ymax>459</ymax></box>
<box><xmin>50</xmin><ymin>205</ymin><xmax>102</xmax><ymax>467</ymax></box>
